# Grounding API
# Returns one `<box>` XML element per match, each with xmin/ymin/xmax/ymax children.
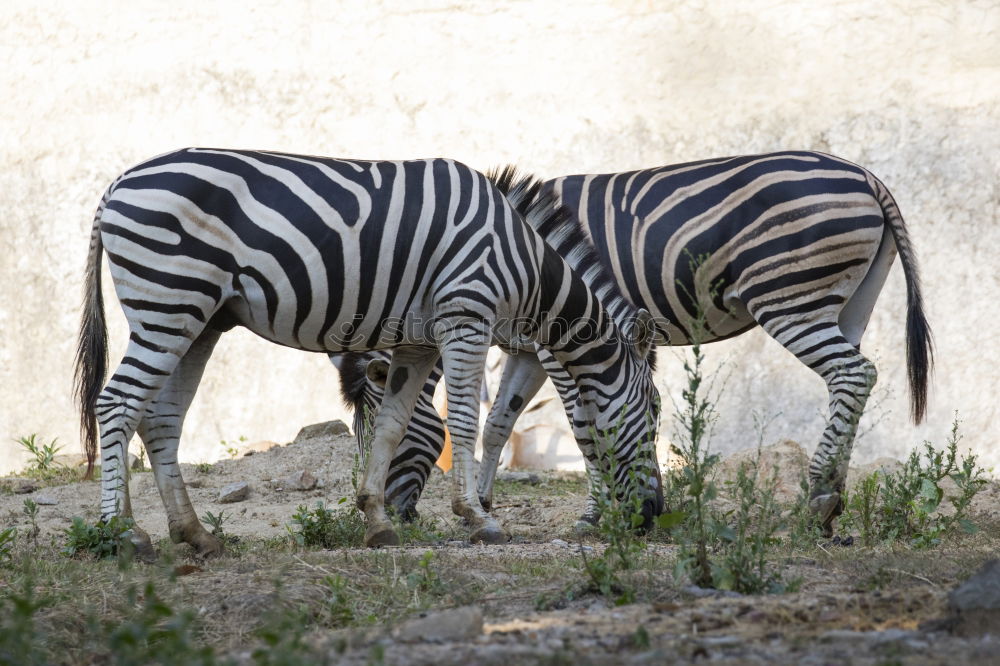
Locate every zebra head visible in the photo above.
<box><xmin>571</xmin><ymin>306</ymin><xmax>663</xmax><ymax>529</ymax></box>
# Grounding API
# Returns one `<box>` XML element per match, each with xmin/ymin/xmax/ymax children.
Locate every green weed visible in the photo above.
<box><xmin>0</xmin><ymin>574</ymin><xmax>50</xmax><ymax>665</ymax></box>
<box><xmin>287</xmin><ymin>500</ymin><xmax>364</xmax><ymax>549</ymax></box>
<box><xmin>200</xmin><ymin>510</ymin><xmax>229</xmax><ymax>538</ymax></box>
<box><xmin>0</xmin><ymin>527</ymin><xmax>15</xmax><ymax>567</ymax></box>
<box><xmin>841</xmin><ymin>415</ymin><xmax>988</xmax><ymax>548</ymax></box>
<box><xmin>63</xmin><ymin>515</ymin><xmax>135</xmax><ymax>560</ymax></box>
<box><xmin>96</xmin><ymin>580</ymin><xmax>218</xmax><ymax>666</ymax></box>
<box><xmin>14</xmin><ymin>434</ymin><xmax>63</xmax><ymax>474</ymax></box>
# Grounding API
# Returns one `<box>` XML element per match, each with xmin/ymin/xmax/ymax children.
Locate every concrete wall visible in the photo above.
<box><xmin>2</xmin><ymin>1</ymin><xmax>998</xmax><ymax>474</ymax></box>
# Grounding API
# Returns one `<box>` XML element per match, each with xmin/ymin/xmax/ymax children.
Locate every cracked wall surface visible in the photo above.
<box><xmin>2</xmin><ymin>1</ymin><xmax>998</xmax><ymax>473</ymax></box>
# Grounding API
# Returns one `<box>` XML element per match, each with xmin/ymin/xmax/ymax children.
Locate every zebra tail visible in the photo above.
<box><xmin>74</xmin><ymin>189</ymin><xmax>112</xmax><ymax>479</ymax></box>
<box><xmin>869</xmin><ymin>173</ymin><xmax>934</xmax><ymax>423</ymax></box>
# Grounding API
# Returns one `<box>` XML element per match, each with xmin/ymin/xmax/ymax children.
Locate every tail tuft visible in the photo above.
<box><xmin>869</xmin><ymin>173</ymin><xmax>934</xmax><ymax>423</ymax></box>
<box><xmin>75</xmin><ymin>194</ymin><xmax>111</xmax><ymax>478</ymax></box>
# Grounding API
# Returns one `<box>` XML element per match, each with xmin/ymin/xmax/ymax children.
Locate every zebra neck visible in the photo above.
<box><xmin>534</xmin><ymin>246</ymin><xmax>631</xmax><ymax>406</ymax></box>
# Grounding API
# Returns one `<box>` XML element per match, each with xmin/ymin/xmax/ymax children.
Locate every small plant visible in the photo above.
<box><xmin>840</xmin><ymin>415</ymin><xmax>989</xmax><ymax>548</ymax></box>
<box><xmin>219</xmin><ymin>436</ymin><xmax>247</xmax><ymax>460</ymax></box>
<box><xmin>200</xmin><ymin>510</ymin><xmax>229</xmax><ymax>538</ymax></box>
<box><xmin>322</xmin><ymin>574</ymin><xmax>355</xmax><ymax>626</ymax></box>
<box><xmin>0</xmin><ymin>575</ymin><xmax>50</xmax><ymax>665</ymax></box>
<box><xmin>666</xmin><ymin>299</ymin><xmax>722</xmax><ymax>588</ymax></box>
<box><xmin>786</xmin><ymin>475</ymin><xmax>824</xmax><ymax>549</ymax></box>
<box><xmin>97</xmin><ymin>580</ymin><xmax>217</xmax><ymax>666</ymax></box>
<box><xmin>251</xmin><ymin>581</ymin><xmax>327</xmax><ymax>666</ymax></box>
<box><xmin>579</xmin><ymin>432</ymin><xmax>650</xmax><ymax>605</ymax></box>
<box><xmin>0</xmin><ymin>526</ymin><xmax>15</xmax><ymax>566</ymax></box>
<box><xmin>22</xmin><ymin>498</ymin><xmax>39</xmax><ymax>548</ymax></box>
<box><xmin>631</xmin><ymin>624</ymin><xmax>651</xmax><ymax>649</ymax></box>
<box><xmin>844</xmin><ymin>470</ymin><xmax>882</xmax><ymax>547</ymax></box>
<box><xmin>711</xmin><ymin>444</ymin><xmax>789</xmax><ymax>594</ymax></box>
<box><xmin>63</xmin><ymin>515</ymin><xmax>136</xmax><ymax>559</ymax></box>
<box><xmin>406</xmin><ymin>550</ymin><xmax>445</xmax><ymax>602</ymax></box>
<box><xmin>394</xmin><ymin>513</ymin><xmax>446</xmax><ymax>545</ymax></box>
<box><xmin>287</xmin><ymin>500</ymin><xmax>364</xmax><ymax>549</ymax></box>
<box><xmin>195</xmin><ymin>462</ymin><xmax>214</xmax><ymax>474</ymax></box>
<box><xmin>14</xmin><ymin>434</ymin><xmax>63</xmax><ymax>472</ymax></box>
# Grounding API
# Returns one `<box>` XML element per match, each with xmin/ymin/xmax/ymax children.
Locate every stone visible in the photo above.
<box><xmin>53</xmin><ymin>453</ymin><xmax>88</xmax><ymax>468</ymax></box>
<box><xmin>33</xmin><ymin>494</ymin><xmax>58</xmax><ymax>505</ymax></box>
<box><xmin>218</xmin><ymin>481</ymin><xmax>250</xmax><ymax>503</ymax></box>
<box><xmin>949</xmin><ymin>558</ymin><xmax>1000</xmax><ymax>636</ymax></box>
<box><xmin>497</xmin><ymin>471</ymin><xmax>542</xmax><ymax>485</ymax></box>
<box><xmin>550</xmin><ymin>538</ymin><xmax>569</xmax><ymax>548</ymax></box>
<box><xmin>682</xmin><ymin>585</ymin><xmax>742</xmax><ymax>599</ymax></box>
<box><xmin>394</xmin><ymin>606</ymin><xmax>483</xmax><ymax>642</ymax></box>
<box><xmin>279</xmin><ymin>470</ymin><xmax>318</xmax><ymax>491</ymax></box>
<box><xmin>242</xmin><ymin>440</ymin><xmax>282</xmax><ymax>455</ymax></box>
<box><xmin>14</xmin><ymin>480</ymin><xmax>38</xmax><ymax>494</ymax></box>
<box><xmin>293</xmin><ymin>420</ymin><xmax>351</xmax><ymax>443</ymax></box>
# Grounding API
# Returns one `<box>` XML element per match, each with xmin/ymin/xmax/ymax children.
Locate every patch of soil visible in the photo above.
<box><xmin>3</xmin><ymin>430</ymin><xmax>999</xmax><ymax>665</ymax></box>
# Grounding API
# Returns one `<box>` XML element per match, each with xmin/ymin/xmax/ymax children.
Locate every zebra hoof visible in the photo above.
<box><xmin>573</xmin><ymin>515</ymin><xmax>600</xmax><ymax>534</ymax></box>
<box><xmin>470</xmin><ymin>526</ymin><xmax>507</xmax><ymax>545</ymax></box>
<box><xmin>365</xmin><ymin>527</ymin><xmax>400</xmax><ymax>548</ymax></box>
<box><xmin>809</xmin><ymin>492</ymin><xmax>843</xmax><ymax>538</ymax></box>
<box><xmin>192</xmin><ymin>532</ymin><xmax>225</xmax><ymax>559</ymax></box>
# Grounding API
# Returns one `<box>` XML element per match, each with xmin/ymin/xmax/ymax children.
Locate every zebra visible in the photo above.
<box><xmin>337</xmin><ymin>151</ymin><xmax>933</xmax><ymax>535</ymax></box>
<box><xmin>74</xmin><ymin>148</ymin><xmax>662</xmax><ymax>558</ymax></box>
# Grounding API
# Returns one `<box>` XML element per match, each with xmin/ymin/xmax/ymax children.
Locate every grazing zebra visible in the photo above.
<box><xmin>339</xmin><ymin>151</ymin><xmax>933</xmax><ymax>535</ymax></box>
<box><xmin>75</xmin><ymin>148</ymin><xmax>662</xmax><ymax>558</ymax></box>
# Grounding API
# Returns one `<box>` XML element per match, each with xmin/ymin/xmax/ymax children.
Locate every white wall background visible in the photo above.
<box><xmin>2</xmin><ymin>0</ymin><xmax>998</xmax><ymax>473</ymax></box>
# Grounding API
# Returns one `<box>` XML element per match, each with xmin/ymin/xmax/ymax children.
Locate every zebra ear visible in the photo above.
<box><xmin>628</xmin><ymin>309</ymin><xmax>657</xmax><ymax>359</ymax></box>
<box><xmin>365</xmin><ymin>358</ymin><xmax>390</xmax><ymax>388</ymax></box>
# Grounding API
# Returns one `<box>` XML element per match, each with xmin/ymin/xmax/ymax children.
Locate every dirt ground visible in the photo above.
<box><xmin>2</xmin><ymin>426</ymin><xmax>999</xmax><ymax>665</ymax></box>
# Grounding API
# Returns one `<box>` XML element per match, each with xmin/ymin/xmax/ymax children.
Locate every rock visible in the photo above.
<box><xmin>218</xmin><ymin>481</ymin><xmax>250</xmax><ymax>503</ymax></box>
<box><xmin>242</xmin><ymin>440</ymin><xmax>282</xmax><ymax>455</ymax></box>
<box><xmin>394</xmin><ymin>606</ymin><xmax>483</xmax><ymax>642</ymax></box>
<box><xmin>186</xmin><ymin>478</ymin><xmax>205</xmax><ymax>488</ymax></box>
<box><xmin>278</xmin><ymin>470</ymin><xmax>318</xmax><ymax>491</ymax></box>
<box><xmin>714</xmin><ymin>440</ymin><xmax>808</xmax><ymax>502</ymax></box>
<box><xmin>293</xmin><ymin>420</ymin><xmax>351</xmax><ymax>443</ymax></box>
<box><xmin>33</xmin><ymin>494</ymin><xmax>58</xmax><ymax>505</ymax></box>
<box><xmin>497</xmin><ymin>471</ymin><xmax>542</xmax><ymax>485</ymax></box>
<box><xmin>551</xmin><ymin>538</ymin><xmax>569</xmax><ymax>548</ymax></box>
<box><xmin>949</xmin><ymin>558</ymin><xmax>1000</xmax><ymax>636</ymax></box>
<box><xmin>53</xmin><ymin>453</ymin><xmax>88</xmax><ymax>468</ymax></box>
<box><xmin>682</xmin><ymin>585</ymin><xmax>743</xmax><ymax>599</ymax></box>
<box><xmin>14</xmin><ymin>480</ymin><xmax>38</xmax><ymax>494</ymax></box>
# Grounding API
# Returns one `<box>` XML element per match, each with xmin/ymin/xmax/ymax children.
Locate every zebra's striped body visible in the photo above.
<box><xmin>75</xmin><ymin>148</ymin><xmax>661</xmax><ymax>556</ymax></box>
<box><xmin>340</xmin><ymin>151</ymin><xmax>932</xmax><ymax>533</ymax></box>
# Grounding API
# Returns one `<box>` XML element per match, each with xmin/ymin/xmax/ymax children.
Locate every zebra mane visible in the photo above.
<box><xmin>485</xmin><ymin>165</ymin><xmax>649</xmax><ymax>366</ymax></box>
<box><xmin>335</xmin><ymin>352</ymin><xmax>370</xmax><ymax>412</ymax></box>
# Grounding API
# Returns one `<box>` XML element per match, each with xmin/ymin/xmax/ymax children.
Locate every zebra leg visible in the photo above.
<box><xmin>808</xmin><ymin>349</ymin><xmax>877</xmax><ymax>534</ymax></box>
<box><xmin>437</xmin><ymin>326</ymin><xmax>506</xmax><ymax>544</ymax></box>
<box><xmin>385</xmin><ymin>369</ymin><xmax>445</xmax><ymax>520</ymax></box>
<box><xmin>534</xmin><ymin>349</ymin><xmax>605</xmax><ymax>528</ymax></box>
<box><xmin>97</xmin><ymin>331</ymin><xmax>201</xmax><ymax>560</ymax></box>
<box><xmin>356</xmin><ymin>346</ymin><xmax>439</xmax><ymax>547</ymax></box>
<box><xmin>136</xmin><ymin>328</ymin><xmax>223</xmax><ymax>558</ymax></box>
<box><xmin>577</xmin><ymin>456</ymin><xmax>606</xmax><ymax>528</ymax></box>
<box><xmin>477</xmin><ymin>351</ymin><xmax>549</xmax><ymax>511</ymax></box>
<box><xmin>760</xmin><ymin>318</ymin><xmax>878</xmax><ymax>536</ymax></box>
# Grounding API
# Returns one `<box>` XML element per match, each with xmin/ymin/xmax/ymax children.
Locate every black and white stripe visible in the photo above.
<box><xmin>340</xmin><ymin>151</ymin><xmax>932</xmax><ymax>534</ymax></box>
<box><xmin>75</xmin><ymin>148</ymin><xmax>662</xmax><ymax>555</ymax></box>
